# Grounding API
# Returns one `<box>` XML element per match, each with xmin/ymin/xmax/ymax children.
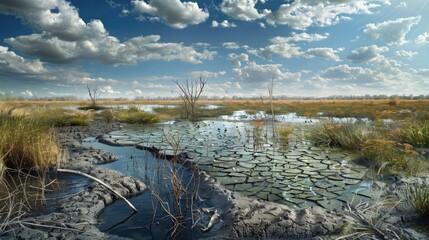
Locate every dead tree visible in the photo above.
<box><xmin>87</xmin><ymin>84</ymin><xmax>101</xmax><ymax>107</ymax></box>
<box><xmin>173</xmin><ymin>77</ymin><xmax>208</xmax><ymax>121</ymax></box>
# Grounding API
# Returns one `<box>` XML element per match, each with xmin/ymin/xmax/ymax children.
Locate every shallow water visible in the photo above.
<box><xmin>82</xmin><ymin>139</ymin><xmax>220</xmax><ymax>239</ymax></box>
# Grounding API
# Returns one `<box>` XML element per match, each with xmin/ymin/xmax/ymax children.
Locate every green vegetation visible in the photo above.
<box><xmin>31</xmin><ymin>107</ymin><xmax>93</xmax><ymax>127</ymax></box>
<box><xmin>114</xmin><ymin>109</ymin><xmax>159</xmax><ymax>124</ymax></box>
<box><xmin>394</xmin><ymin>120</ymin><xmax>429</xmax><ymax>148</ymax></box>
<box><xmin>403</xmin><ymin>181</ymin><xmax>429</xmax><ymax>217</ymax></box>
<box><xmin>360</xmin><ymin>139</ymin><xmax>422</xmax><ymax>176</ymax></box>
<box><xmin>276</xmin><ymin>126</ymin><xmax>293</xmax><ymax>148</ymax></box>
<box><xmin>309</xmin><ymin>123</ymin><xmax>372</xmax><ymax>151</ymax></box>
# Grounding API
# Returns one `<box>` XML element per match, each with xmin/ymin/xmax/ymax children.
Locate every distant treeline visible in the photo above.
<box><xmin>1</xmin><ymin>94</ymin><xmax>428</xmax><ymax>101</ymax></box>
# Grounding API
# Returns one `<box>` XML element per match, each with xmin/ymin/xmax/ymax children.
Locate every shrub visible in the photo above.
<box><xmin>0</xmin><ymin>116</ymin><xmax>61</xmax><ymax>170</ymax></box>
<box><xmin>360</xmin><ymin>139</ymin><xmax>423</xmax><ymax>176</ymax></box>
<box><xmin>403</xmin><ymin>181</ymin><xmax>429</xmax><ymax>216</ymax></box>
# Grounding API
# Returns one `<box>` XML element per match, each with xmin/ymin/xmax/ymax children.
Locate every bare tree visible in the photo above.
<box><xmin>87</xmin><ymin>84</ymin><xmax>101</xmax><ymax>107</ymax></box>
<box><xmin>173</xmin><ymin>77</ymin><xmax>208</xmax><ymax>121</ymax></box>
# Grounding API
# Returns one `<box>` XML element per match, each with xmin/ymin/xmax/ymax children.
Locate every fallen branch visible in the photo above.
<box><xmin>56</xmin><ymin>168</ymin><xmax>138</xmax><ymax>212</ymax></box>
<box><xmin>201</xmin><ymin>210</ymin><xmax>220</xmax><ymax>232</ymax></box>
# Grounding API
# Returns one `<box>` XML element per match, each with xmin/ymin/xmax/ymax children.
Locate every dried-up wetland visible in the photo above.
<box><xmin>1</xmin><ymin>100</ymin><xmax>429</xmax><ymax>239</ymax></box>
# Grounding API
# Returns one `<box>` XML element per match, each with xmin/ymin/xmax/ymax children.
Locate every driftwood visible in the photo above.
<box><xmin>56</xmin><ymin>168</ymin><xmax>138</xmax><ymax>212</ymax></box>
<box><xmin>201</xmin><ymin>209</ymin><xmax>220</xmax><ymax>232</ymax></box>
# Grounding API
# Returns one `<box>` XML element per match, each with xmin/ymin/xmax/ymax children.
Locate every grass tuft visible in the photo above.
<box><xmin>395</xmin><ymin>120</ymin><xmax>429</xmax><ymax>148</ymax></box>
<box><xmin>115</xmin><ymin>109</ymin><xmax>159</xmax><ymax>124</ymax></box>
<box><xmin>309</xmin><ymin>123</ymin><xmax>371</xmax><ymax>150</ymax></box>
<box><xmin>276</xmin><ymin>126</ymin><xmax>294</xmax><ymax>147</ymax></box>
<box><xmin>403</xmin><ymin>181</ymin><xmax>429</xmax><ymax>217</ymax></box>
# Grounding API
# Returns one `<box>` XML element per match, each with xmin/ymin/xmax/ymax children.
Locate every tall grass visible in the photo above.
<box><xmin>30</xmin><ymin>108</ymin><xmax>93</xmax><ymax>127</ymax></box>
<box><xmin>276</xmin><ymin>126</ymin><xmax>293</xmax><ymax>148</ymax></box>
<box><xmin>360</xmin><ymin>139</ymin><xmax>423</xmax><ymax>176</ymax></box>
<box><xmin>309</xmin><ymin>123</ymin><xmax>373</xmax><ymax>150</ymax></box>
<box><xmin>394</xmin><ymin>120</ymin><xmax>429</xmax><ymax>148</ymax></box>
<box><xmin>0</xmin><ymin>116</ymin><xmax>61</xmax><ymax>169</ymax></box>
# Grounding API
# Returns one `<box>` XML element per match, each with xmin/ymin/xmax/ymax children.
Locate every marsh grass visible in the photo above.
<box><xmin>403</xmin><ymin>181</ymin><xmax>429</xmax><ymax>217</ymax></box>
<box><xmin>394</xmin><ymin>120</ymin><xmax>429</xmax><ymax>148</ymax></box>
<box><xmin>115</xmin><ymin>109</ymin><xmax>159</xmax><ymax>124</ymax></box>
<box><xmin>360</xmin><ymin>139</ymin><xmax>423</xmax><ymax>176</ymax></box>
<box><xmin>276</xmin><ymin>126</ymin><xmax>294</xmax><ymax>148</ymax></box>
<box><xmin>309</xmin><ymin>123</ymin><xmax>373</xmax><ymax>151</ymax></box>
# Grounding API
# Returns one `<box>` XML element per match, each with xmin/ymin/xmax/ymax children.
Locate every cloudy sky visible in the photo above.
<box><xmin>0</xmin><ymin>0</ymin><xmax>428</xmax><ymax>99</ymax></box>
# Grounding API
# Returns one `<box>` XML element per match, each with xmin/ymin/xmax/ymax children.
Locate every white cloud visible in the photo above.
<box><xmin>304</xmin><ymin>48</ymin><xmax>341</xmax><ymax>61</ymax></box>
<box><xmin>2</xmin><ymin>0</ymin><xmax>215</xmax><ymax>65</ymax></box>
<box><xmin>223</xmin><ymin>42</ymin><xmax>240</xmax><ymax>49</ymax></box>
<box><xmin>125</xmin><ymin>89</ymin><xmax>143</xmax><ymax>95</ymax></box>
<box><xmin>221</xmin><ymin>0</ymin><xmax>269</xmax><ymax>21</ymax></box>
<box><xmin>265</xmin><ymin>0</ymin><xmax>388</xmax><ymax>30</ymax></box>
<box><xmin>131</xmin><ymin>0</ymin><xmax>209</xmax><ymax>29</ymax></box>
<box><xmin>212</xmin><ymin>20</ymin><xmax>237</xmax><ymax>28</ymax></box>
<box><xmin>346</xmin><ymin>45</ymin><xmax>388</xmax><ymax>63</ymax></box>
<box><xmin>100</xmin><ymin>85</ymin><xmax>120</xmax><ymax>94</ymax></box>
<box><xmin>228</xmin><ymin>53</ymin><xmax>249</xmax><ymax>67</ymax></box>
<box><xmin>396</xmin><ymin>2</ymin><xmax>407</xmax><ymax>8</ymax></box>
<box><xmin>0</xmin><ymin>46</ymin><xmax>47</xmax><ymax>75</ymax></box>
<box><xmin>270</xmin><ymin>32</ymin><xmax>329</xmax><ymax>43</ymax></box>
<box><xmin>395</xmin><ymin>50</ymin><xmax>417</xmax><ymax>59</ymax></box>
<box><xmin>248</xmin><ymin>42</ymin><xmax>301</xmax><ymax>60</ymax></box>
<box><xmin>364</xmin><ymin>16</ymin><xmax>421</xmax><ymax>45</ymax></box>
<box><xmin>415</xmin><ymin>32</ymin><xmax>429</xmax><ymax>44</ymax></box>
<box><xmin>233</xmin><ymin>61</ymin><xmax>303</xmax><ymax>83</ymax></box>
<box><xmin>21</xmin><ymin>90</ymin><xmax>33</xmax><ymax>97</ymax></box>
<box><xmin>187</xmin><ymin>70</ymin><xmax>226</xmax><ymax>79</ymax></box>
<box><xmin>142</xmin><ymin>75</ymin><xmax>180</xmax><ymax>81</ymax></box>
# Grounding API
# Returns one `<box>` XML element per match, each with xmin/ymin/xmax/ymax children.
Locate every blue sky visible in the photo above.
<box><xmin>0</xmin><ymin>0</ymin><xmax>428</xmax><ymax>99</ymax></box>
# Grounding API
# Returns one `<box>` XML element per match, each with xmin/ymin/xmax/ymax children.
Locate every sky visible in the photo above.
<box><xmin>0</xmin><ymin>0</ymin><xmax>429</xmax><ymax>99</ymax></box>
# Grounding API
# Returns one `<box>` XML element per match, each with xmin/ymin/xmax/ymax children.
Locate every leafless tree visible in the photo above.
<box><xmin>173</xmin><ymin>77</ymin><xmax>208</xmax><ymax>121</ymax></box>
<box><xmin>87</xmin><ymin>85</ymin><xmax>101</xmax><ymax>107</ymax></box>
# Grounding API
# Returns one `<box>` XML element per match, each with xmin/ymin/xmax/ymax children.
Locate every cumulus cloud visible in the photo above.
<box><xmin>415</xmin><ymin>32</ymin><xmax>429</xmax><ymax>44</ymax></box>
<box><xmin>270</xmin><ymin>32</ymin><xmax>329</xmax><ymax>43</ymax></box>
<box><xmin>248</xmin><ymin>38</ymin><xmax>340</xmax><ymax>61</ymax></box>
<box><xmin>221</xmin><ymin>0</ymin><xmax>269</xmax><ymax>21</ymax></box>
<box><xmin>233</xmin><ymin>61</ymin><xmax>303</xmax><ymax>83</ymax></box>
<box><xmin>187</xmin><ymin>70</ymin><xmax>226</xmax><ymax>79</ymax></box>
<box><xmin>364</xmin><ymin>16</ymin><xmax>421</xmax><ymax>45</ymax></box>
<box><xmin>304</xmin><ymin>48</ymin><xmax>341</xmax><ymax>61</ymax></box>
<box><xmin>212</xmin><ymin>20</ymin><xmax>237</xmax><ymax>28</ymax></box>
<box><xmin>2</xmin><ymin>0</ymin><xmax>215</xmax><ymax>65</ymax></box>
<box><xmin>265</xmin><ymin>0</ymin><xmax>387</xmax><ymax>29</ymax></box>
<box><xmin>21</xmin><ymin>90</ymin><xmax>33</xmax><ymax>97</ymax></box>
<box><xmin>223</xmin><ymin>42</ymin><xmax>240</xmax><ymax>49</ymax></box>
<box><xmin>346</xmin><ymin>45</ymin><xmax>388</xmax><ymax>63</ymax></box>
<box><xmin>131</xmin><ymin>0</ymin><xmax>209</xmax><ymax>29</ymax></box>
<box><xmin>228</xmin><ymin>53</ymin><xmax>249</xmax><ymax>67</ymax></box>
<box><xmin>395</xmin><ymin>50</ymin><xmax>417</xmax><ymax>59</ymax></box>
<box><xmin>319</xmin><ymin>64</ymin><xmax>375</xmax><ymax>82</ymax></box>
<box><xmin>100</xmin><ymin>85</ymin><xmax>120</xmax><ymax>94</ymax></box>
<box><xmin>125</xmin><ymin>89</ymin><xmax>143</xmax><ymax>95</ymax></box>
<box><xmin>0</xmin><ymin>46</ymin><xmax>47</xmax><ymax>76</ymax></box>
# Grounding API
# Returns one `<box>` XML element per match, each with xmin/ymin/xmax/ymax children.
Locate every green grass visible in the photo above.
<box><xmin>394</xmin><ymin>120</ymin><xmax>429</xmax><ymax>148</ymax></box>
<box><xmin>308</xmin><ymin>123</ymin><xmax>373</xmax><ymax>151</ymax></box>
<box><xmin>115</xmin><ymin>109</ymin><xmax>159</xmax><ymax>124</ymax></box>
<box><xmin>360</xmin><ymin>139</ymin><xmax>423</xmax><ymax>176</ymax></box>
<box><xmin>30</xmin><ymin>108</ymin><xmax>93</xmax><ymax>127</ymax></box>
<box><xmin>404</xmin><ymin>181</ymin><xmax>429</xmax><ymax>217</ymax></box>
<box><xmin>276</xmin><ymin>126</ymin><xmax>294</xmax><ymax>148</ymax></box>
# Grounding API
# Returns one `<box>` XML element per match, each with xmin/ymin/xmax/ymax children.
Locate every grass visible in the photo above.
<box><xmin>0</xmin><ymin>115</ymin><xmax>61</xmax><ymax>170</ymax></box>
<box><xmin>30</xmin><ymin>107</ymin><xmax>93</xmax><ymax>127</ymax></box>
<box><xmin>393</xmin><ymin>120</ymin><xmax>429</xmax><ymax>148</ymax></box>
<box><xmin>403</xmin><ymin>181</ymin><xmax>429</xmax><ymax>217</ymax></box>
<box><xmin>114</xmin><ymin>109</ymin><xmax>159</xmax><ymax>124</ymax></box>
<box><xmin>276</xmin><ymin>126</ymin><xmax>294</xmax><ymax>148</ymax></box>
<box><xmin>360</xmin><ymin>139</ymin><xmax>423</xmax><ymax>176</ymax></box>
<box><xmin>308</xmin><ymin>123</ymin><xmax>373</xmax><ymax>151</ymax></box>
